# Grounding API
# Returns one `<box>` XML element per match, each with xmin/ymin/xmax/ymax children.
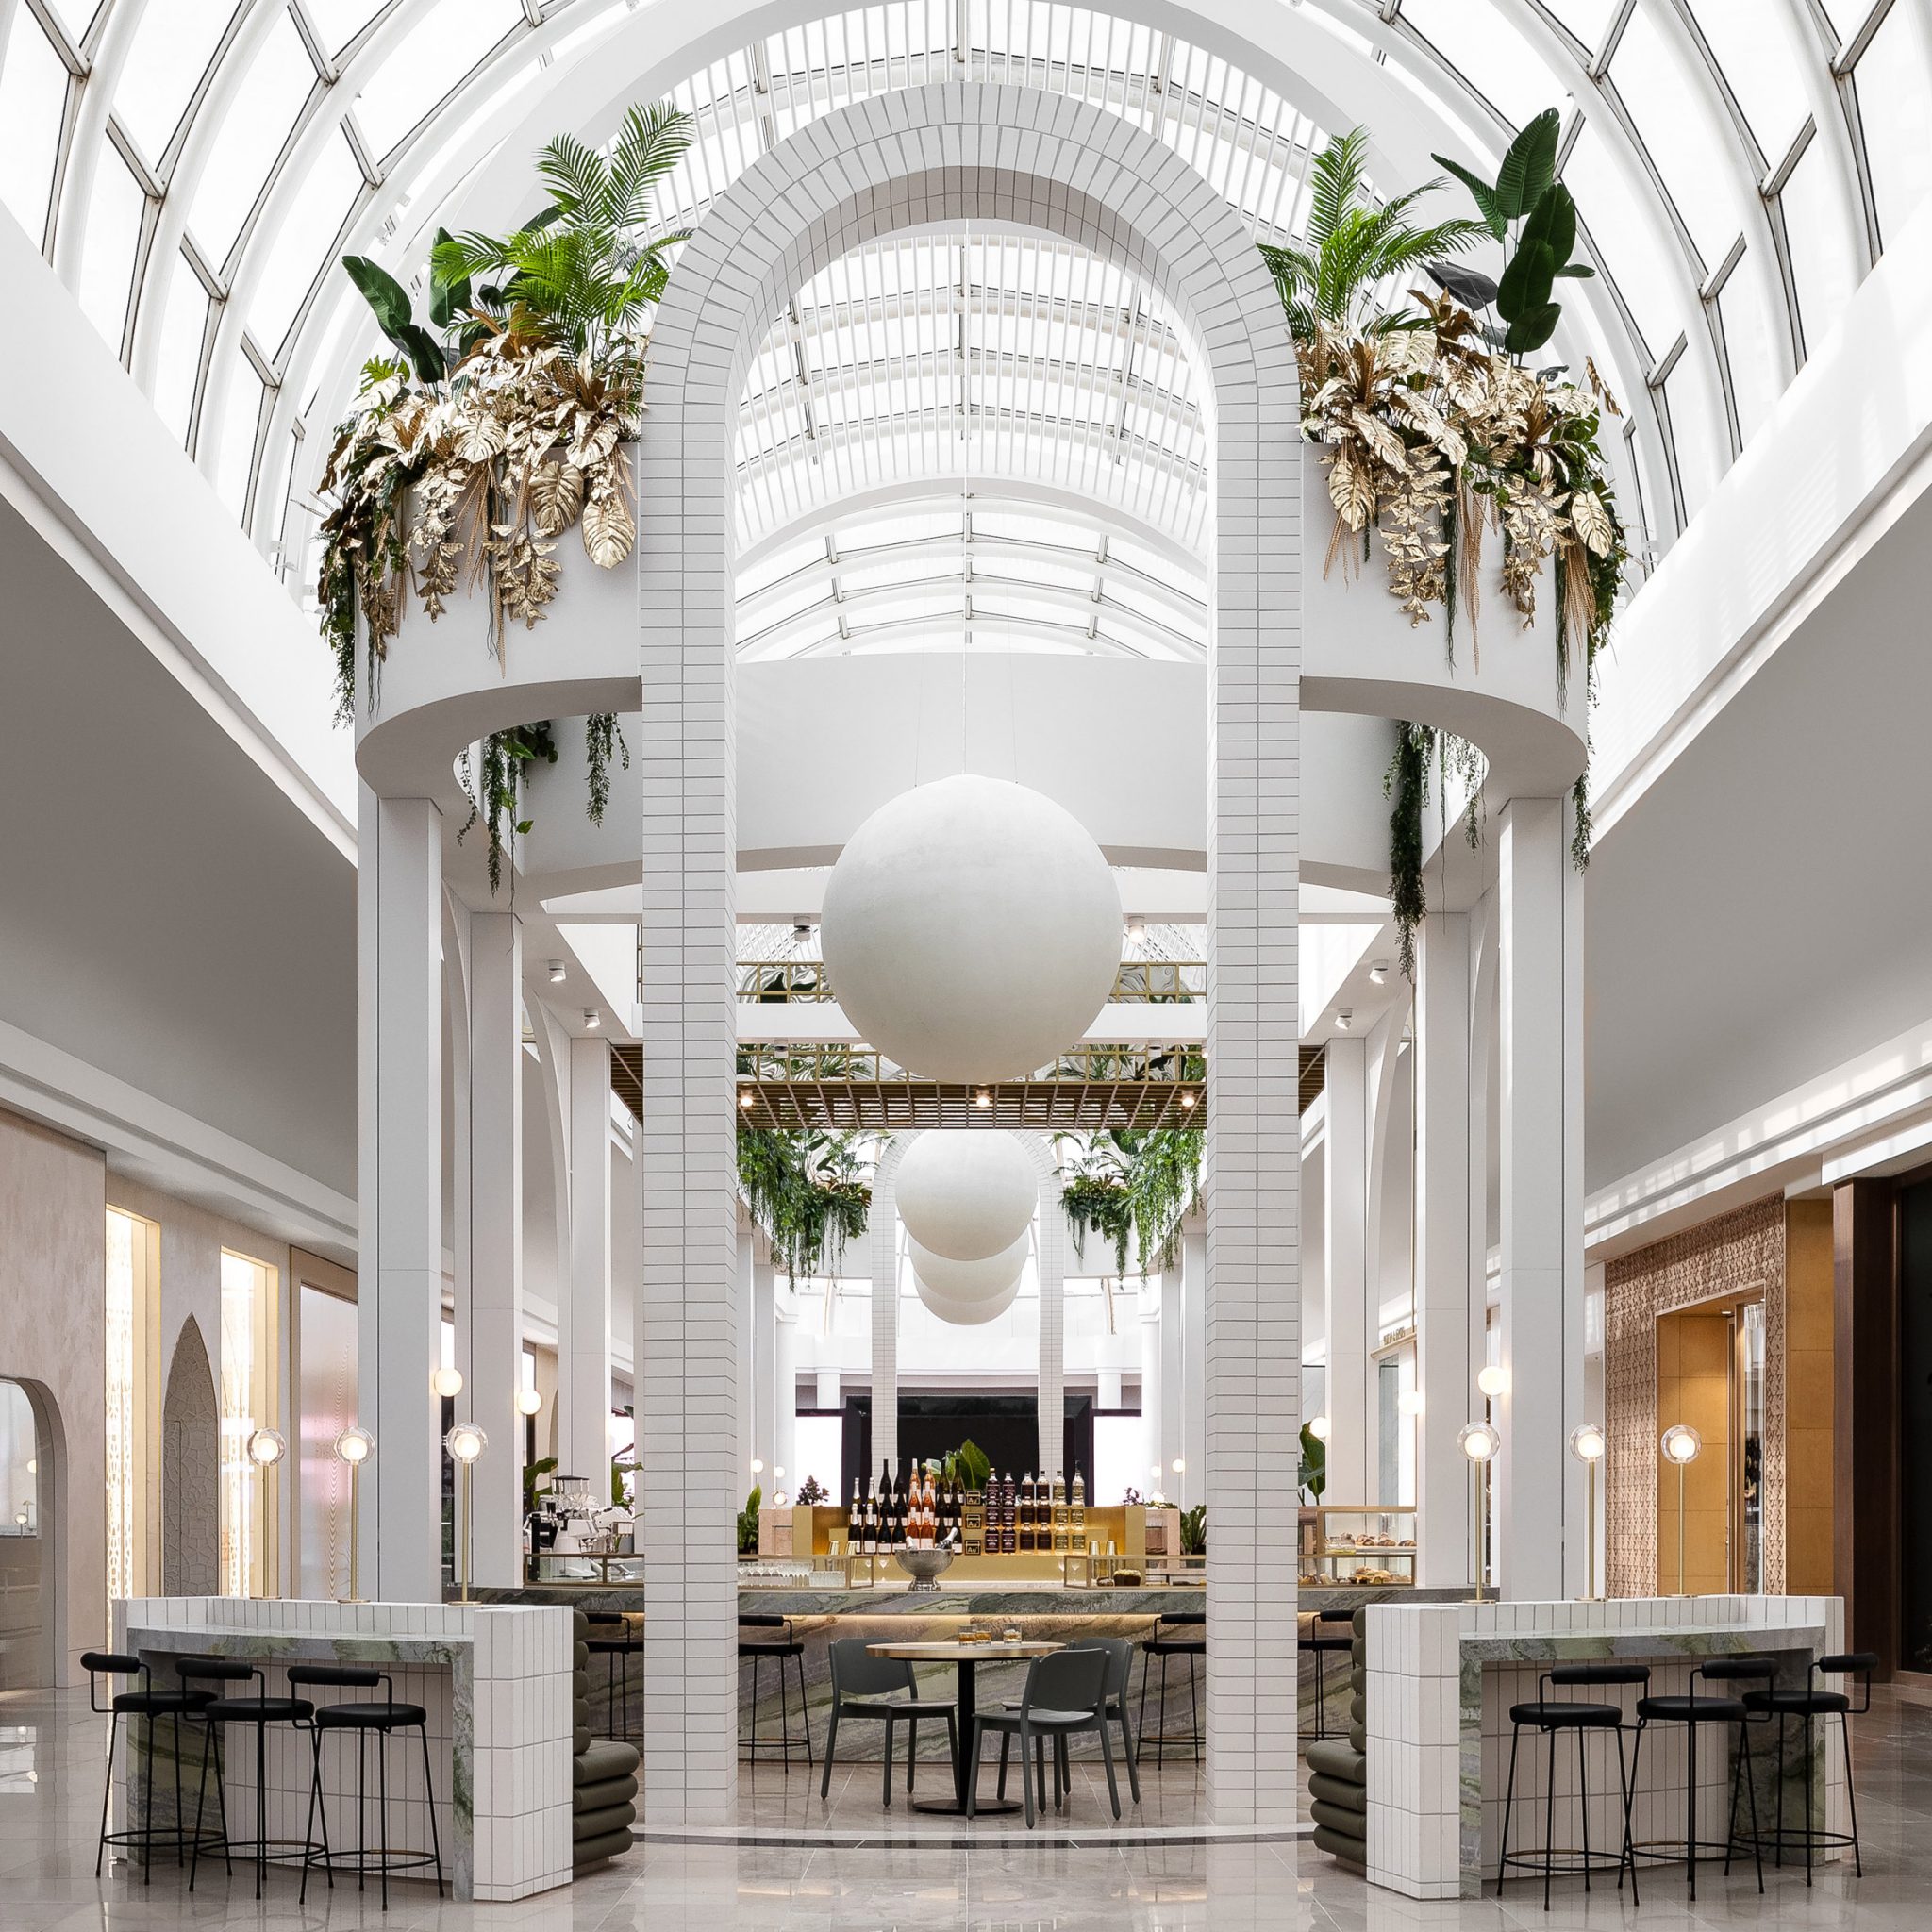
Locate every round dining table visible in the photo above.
<box><xmin>866</xmin><ymin>1639</ymin><xmax>1062</xmax><ymax>1815</ymax></box>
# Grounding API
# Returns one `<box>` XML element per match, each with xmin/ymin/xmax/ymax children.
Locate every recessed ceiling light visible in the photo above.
<box><xmin>1336</xmin><ymin>1009</ymin><xmax>1353</xmax><ymax>1031</ymax></box>
<box><xmin>1369</xmin><ymin>960</ymin><xmax>1389</xmax><ymax>985</ymax></box>
<box><xmin>739</xmin><ymin>1088</ymin><xmax>755</xmax><ymax>1108</ymax></box>
<box><xmin>583</xmin><ymin>1008</ymin><xmax>600</xmax><ymax>1030</ymax></box>
<box><xmin>1179</xmin><ymin>1092</ymin><xmax>1196</xmax><ymax>1108</ymax></box>
<box><xmin>548</xmin><ymin>960</ymin><xmax>566</xmax><ymax>983</ymax></box>
<box><xmin>974</xmin><ymin>1089</ymin><xmax>991</xmax><ymax>1108</ymax></box>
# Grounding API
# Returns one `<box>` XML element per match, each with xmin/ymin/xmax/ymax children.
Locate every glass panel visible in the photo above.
<box><xmin>1781</xmin><ymin>139</ymin><xmax>1863</xmax><ymax>356</ymax></box>
<box><xmin>76</xmin><ymin>144</ymin><xmax>146</xmax><ymax>357</ymax></box>
<box><xmin>1854</xmin><ymin>0</ymin><xmax>1932</xmax><ymax>254</ymax></box>
<box><xmin>114</xmin><ymin>0</ymin><xmax>242</xmax><ymax>168</ymax></box>
<box><xmin>1540</xmin><ymin>0</ymin><xmax>1619</xmax><ymax>47</ymax></box>
<box><xmin>1398</xmin><ymin>0</ymin><xmax>1571</xmax><ymax>129</ymax></box>
<box><xmin>218</xmin><ymin>1250</ymin><xmax>273</xmax><ymax>1597</ymax></box>
<box><xmin>210</xmin><ymin>352</ymin><xmax>265</xmax><ymax>520</ymax></box>
<box><xmin>1739</xmin><ymin>1300</ymin><xmax>1763</xmax><ymax>1593</ymax></box>
<box><xmin>1562</xmin><ymin>120</ymin><xmax>1684</xmax><ymax>354</ymax></box>
<box><xmin>1717</xmin><ymin>262</ymin><xmax>1781</xmax><ymax>446</ymax></box>
<box><xmin>303</xmin><ymin>0</ymin><xmax>390</xmax><ymax>56</ymax></box>
<box><xmin>1611</xmin><ymin>2</ymin><xmax>1749</xmax><ymax>271</ymax></box>
<box><xmin>244</xmin><ymin>125</ymin><xmax>359</xmax><ymax>353</ymax></box>
<box><xmin>1664</xmin><ymin>358</ymin><xmax>1725</xmax><ymax>525</ymax></box>
<box><xmin>1685</xmin><ymin>0</ymin><xmax>1811</xmax><ymax>161</ymax></box>
<box><xmin>186</xmin><ymin>10</ymin><xmax>317</xmax><ymax>266</ymax></box>
<box><xmin>152</xmin><ymin>258</ymin><xmax>210</xmax><ymax>444</ymax></box>
<box><xmin>352</xmin><ymin>0</ymin><xmax>523</xmax><ymax>160</ymax></box>
<box><xmin>0</xmin><ymin>9</ymin><xmax>69</xmax><ymax>246</ymax></box>
<box><xmin>298</xmin><ymin>1282</ymin><xmax>358</xmax><ymax>1601</ymax></box>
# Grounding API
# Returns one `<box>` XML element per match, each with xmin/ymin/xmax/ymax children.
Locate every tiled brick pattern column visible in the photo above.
<box><xmin>637</xmin><ymin>80</ymin><xmax>1299</xmax><ymax>1827</ymax></box>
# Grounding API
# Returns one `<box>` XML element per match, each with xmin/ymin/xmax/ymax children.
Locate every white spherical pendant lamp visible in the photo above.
<box><xmin>914</xmin><ymin>1274</ymin><xmax>1022</xmax><ymax>1326</ymax></box>
<box><xmin>895</xmin><ymin>1130</ymin><xmax>1035</xmax><ymax>1261</ymax></box>
<box><xmin>908</xmin><ymin>1232</ymin><xmax>1028</xmax><ymax>1304</ymax></box>
<box><xmin>821</xmin><ymin>774</ymin><xmax>1122</xmax><ymax>1080</ymax></box>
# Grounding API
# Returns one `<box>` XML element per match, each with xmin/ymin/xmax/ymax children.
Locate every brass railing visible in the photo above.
<box><xmin>736</xmin><ymin>1042</ymin><xmax>1206</xmax><ymax>1084</ymax></box>
<box><xmin>736</xmin><ymin>959</ymin><xmax>1205</xmax><ymax>1002</ymax></box>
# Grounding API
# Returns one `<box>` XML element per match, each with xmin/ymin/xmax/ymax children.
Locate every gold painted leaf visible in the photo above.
<box><xmin>1326</xmin><ymin>451</ymin><xmax>1375</xmax><ymax>530</ymax></box>
<box><xmin>529</xmin><ymin>459</ymin><xmax>586</xmax><ymax>539</ymax></box>
<box><xmin>457</xmin><ymin>412</ymin><xmax>507</xmax><ymax>463</ymax></box>
<box><xmin>581</xmin><ymin>485</ymin><xmax>635</xmax><ymax>568</ymax></box>
<box><xmin>1569</xmin><ymin>488</ymin><xmax>1614</xmax><ymax>557</ymax></box>
<box><xmin>1350</xmin><ymin>408</ymin><xmax>1408</xmax><ymax>474</ymax></box>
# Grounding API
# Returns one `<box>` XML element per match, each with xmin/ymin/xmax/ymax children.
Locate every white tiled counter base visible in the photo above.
<box><xmin>1363</xmin><ymin>1595</ymin><xmax>1847</xmax><ymax>1899</ymax></box>
<box><xmin>113</xmin><ymin>1598</ymin><xmax>574</xmax><ymax>1901</ymax></box>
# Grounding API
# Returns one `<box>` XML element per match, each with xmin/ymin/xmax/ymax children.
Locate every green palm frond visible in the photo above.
<box><xmin>537</xmin><ymin>132</ymin><xmax>609</xmax><ymax>225</ymax></box>
<box><xmin>605</xmin><ymin>101</ymin><xmax>692</xmax><ymax>231</ymax></box>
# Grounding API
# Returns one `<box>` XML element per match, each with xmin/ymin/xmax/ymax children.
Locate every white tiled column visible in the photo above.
<box><xmin>636</xmin><ymin>375</ymin><xmax>740</xmax><ymax>1824</ymax></box>
<box><xmin>1036</xmin><ymin>1157</ymin><xmax>1066</xmax><ymax>1479</ymax></box>
<box><xmin>1139</xmin><ymin>1291</ymin><xmax>1163</xmax><ymax>1491</ymax></box>
<box><xmin>870</xmin><ymin>1140</ymin><xmax>903</xmax><ymax>1477</ymax></box>
<box><xmin>560</xmin><ymin>1035</ymin><xmax>612</xmax><ymax>1484</ymax></box>
<box><xmin>1159</xmin><ymin>1265</ymin><xmax>1184</xmax><ymax>1495</ymax></box>
<box><xmin>1415</xmin><ymin>912</ymin><xmax>1473</xmax><ymax>1588</ymax></box>
<box><xmin>356</xmin><ymin>790</ymin><xmax>444</xmax><ymax>1605</ymax></box>
<box><xmin>466</xmin><ymin>910</ymin><xmax>524</xmax><ymax>1585</ymax></box>
<box><xmin>1203</xmin><ymin>299</ymin><xmax>1302</xmax><ymax>1829</ymax></box>
<box><xmin>1323</xmin><ymin>1035</ymin><xmax>1370</xmax><ymax>1499</ymax></box>
<box><xmin>1494</xmin><ymin>799</ymin><xmax>1585</xmax><ymax>1600</ymax></box>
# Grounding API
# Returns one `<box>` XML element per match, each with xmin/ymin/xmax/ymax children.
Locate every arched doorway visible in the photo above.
<box><xmin>161</xmin><ymin>1320</ymin><xmax>218</xmax><ymax>1596</ymax></box>
<box><xmin>0</xmin><ymin>1378</ymin><xmax>47</xmax><ymax>1690</ymax></box>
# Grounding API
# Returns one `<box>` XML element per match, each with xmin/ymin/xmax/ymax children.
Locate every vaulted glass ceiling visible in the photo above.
<box><xmin>3</xmin><ymin>0</ymin><xmax>1922</xmax><ymax>656</ymax></box>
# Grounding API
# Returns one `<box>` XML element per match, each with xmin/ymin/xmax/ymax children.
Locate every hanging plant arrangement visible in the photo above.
<box><xmin>314</xmin><ymin>102</ymin><xmax>691</xmax><ymax>892</ymax></box>
<box><xmin>1265</xmin><ymin>113</ymin><xmax>1633</xmax><ymax>975</ymax></box>
<box><xmin>1057</xmin><ymin>1129</ymin><xmax>1203</xmax><ymax>1279</ymax></box>
<box><xmin>736</xmin><ymin>1129</ymin><xmax>874</xmax><ymax>1282</ymax></box>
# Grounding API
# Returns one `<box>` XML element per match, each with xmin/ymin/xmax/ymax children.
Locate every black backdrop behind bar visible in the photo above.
<box><xmin>842</xmin><ymin>1393</ymin><xmax>1095</xmax><ymax>1486</ymax></box>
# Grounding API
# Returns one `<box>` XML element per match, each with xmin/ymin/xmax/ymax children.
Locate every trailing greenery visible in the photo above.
<box><xmin>737</xmin><ymin>1484</ymin><xmax>762</xmax><ymax>1557</ymax></box>
<box><xmin>317</xmin><ymin>101</ymin><xmax>689</xmax><ymax>895</ymax></box>
<box><xmin>1266</xmin><ymin>113</ymin><xmax>1633</xmax><ymax>975</ymax></box>
<box><xmin>735</xmin><ymin>1129</ymin><xmax>872</xmax><ymax>1281</ymax></box>
<box><xmin>1058</xmin><ymin>1129</ymin><xmax>1203</xmax><ymax>1278</ymax></box>
<box><xmin>454</xmin><ymin>715</ymin><xmax>626</xmax><ymax>894</ymax></box>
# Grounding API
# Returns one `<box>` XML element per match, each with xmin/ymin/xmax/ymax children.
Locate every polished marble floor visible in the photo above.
<box><xmin>1</xmin><ymin>1684</ymin><xmax>1925</xmax><ymax>1930</ymax></box>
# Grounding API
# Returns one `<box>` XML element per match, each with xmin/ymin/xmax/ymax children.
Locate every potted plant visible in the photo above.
<box><xmin>737</xmin><ymin>1483</ymin><xmax>763</xmax><ymax>1559</ymax></box>
<box><xmin>316</xmin><ymin>102</ymin><xmax>691</xmax><ymax>891</ymax></box>
<box><xmin>1265</xmin><ymin>119</ymin><xmax>1632</xmax><ymax>976</ymax></box>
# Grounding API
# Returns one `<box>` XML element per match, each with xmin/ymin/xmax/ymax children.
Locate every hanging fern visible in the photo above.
<box><xmin>736</xmin><ymin>1129</ymin><xmax>872</xmax><ymax>1281</ymax></box>
<box><xmin>585</xmin><ymin>712</ymin><xmax>629</xmax><ymax>823</ymax></box>
<box><xmin>1058</xmin><ymin>1130</ymin><xmax>1203</xmax><ymax>1278</ymax></box>
<box><xmin>1386</xmin><ymin>722</ymin><xmax>1432</xmax><ymax>981</ymax></box>
<box><xmin>456</xmin><ymin>714</ymin><xmax>630</xmax><ymax>894</ymax></box>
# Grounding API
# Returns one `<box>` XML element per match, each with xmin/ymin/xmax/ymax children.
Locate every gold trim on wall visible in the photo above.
<box><xmin>1604</xmin><ymin>1199</ymin><xmax>1786</xmax><ymax>1597</ymax></box>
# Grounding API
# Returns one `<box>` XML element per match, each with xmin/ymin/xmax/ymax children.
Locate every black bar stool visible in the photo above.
<box><xmin>83</xmin><ymin>1651</ymin><xmax>217</xmax><ymax>1883</ymax></box>
<box><xmin>584</xmin><ymin>1611</ymin><xmax>642</xmax><ymax>1741</ymax></box>
<box><xmin>1495</xmin><ymin>1662</ymin><xmax>1647</xmax><ymax>1910</ymax></box>
<box><xmin>1631</xmin><ymin>1657</ymin><xmax>1769</xmax><ymax>1901</ymax></box>
<box><xmin>291</xmin><ymin>1663</ymin><xmax>444</xmax><ymax>1911</ymax></box>
<box><xmin>179</xmin><ymin>1657</ymin><xmax>318</xmax><ymax>1898</ymax></box>
<box><xmin>1301</xmin><ymin>1610</ymin><xmax>1355</xmax><ymax>1740</ymax></box>
<box><xmin>1135</xmin><ymin>1611</ymin><xmax>1206</xmax><ymax>1764</ymax></box>
<box><xmin>738</xmin><ymin>1613</ymin><xmax>813</xmax><ymax>1767</ymax></box>
<box><xmin>1740</xmin><ymin>1650</ymin><xmax>1876</xmax><ymax>1882</ymax></box>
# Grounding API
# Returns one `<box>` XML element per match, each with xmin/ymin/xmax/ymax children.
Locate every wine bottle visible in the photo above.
<box><xmin>1071</xmin><ymin>1467</ymin><xmax>1087</xmax><ymax>1549</ymax></box>
<box><xmin>1018</xmin><ymin>1473</ymin><xmax>1035</xmax><ymax>1552</ymax></box>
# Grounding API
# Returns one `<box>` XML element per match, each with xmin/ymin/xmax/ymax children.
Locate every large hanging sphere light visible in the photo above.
<box><xmin>895</xmin><ymin>1130</ymin><xmax>1035</xmax><ymax>1261</ymax></box>
<box><xmin>821</xmin><ymin>774</ymin><xmax>1122</xmax><ymax>1081</ymax></box>
<box><xmin>908</xmin><ymin>1231</ymin><xmax>1029</xmax><ymax>1304</ymax></box>
<box><xmin>914</xmin><ymin>1274</ymin><xmax>1022</xmax><ymax>1326</ymax></box>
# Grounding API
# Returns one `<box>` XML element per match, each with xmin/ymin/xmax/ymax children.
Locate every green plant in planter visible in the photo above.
<box><xmin>457</xmin><ymin>716</ymin><xmax>629</xmax><ymax>896</ymax></box>
<box><xmin>1057</xmin><ymin>1129</ymin><xmax>1203</xmax><ymax>1278</ymax></box>
<box><xmin>1428</xmin><ymin>108</ymin><xmax>1595</xmax><ymax>358</ymax></box>
<box><xmin>737</xmin><ymin>1484</ymin><xmax>762</xmax><ymax>1557</ymax></box>
<box><xmin>735</xmin><ymin>1129</ymin><xmax>873</xmax><ymax>1281</ymax></box>
<box><xmin>523</xmin><ymin>1455</ymin><xmax>558</xmax><ymax>1517</ymax></box>
<box><xmin>940</xmin><ymin>1440</ymin><xmax>992</xmax><ymax>1494</ymax></box>
<box><xmin>1299</xmin><ymin>1424</ymin><xmax>1327</xmax><ymax>1505</ymax></box>
<box><xmin>1179</xmin><ymin>1504</ymin><xmax>1208</xmax><ymax>1556</ymax></box>
<box><xmin>1257</xmin><ymin>126</ymin><xmax>1488</xmax><ymax>340</ymax></box>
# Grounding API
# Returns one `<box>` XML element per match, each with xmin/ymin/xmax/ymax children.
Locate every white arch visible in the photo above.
<box><xmin>628</xmin><ymin>78</ymin><xmax>1301</xmax><ymax>1832</ymax></box>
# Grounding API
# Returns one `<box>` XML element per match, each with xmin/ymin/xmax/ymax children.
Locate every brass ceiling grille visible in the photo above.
<box><xmin>1300</xmin><ymin>1043</ymin><xmax>1325</xmax><ymax>1113</ymax></box>
<box><xmin>611</xmin><ymin>1043</ymin><xmax>1204</xmax><ymax>1130</ymax></box>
